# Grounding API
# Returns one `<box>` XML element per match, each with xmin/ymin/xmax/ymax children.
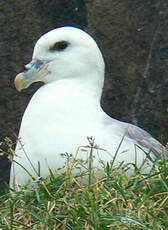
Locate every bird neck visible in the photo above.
<box><xmin>33</xmin><ymin>72</ymin><xmax>105</xmax><ymax>121</ymax></box>
<box><xmin>45</xmin><ymin>71</ymin><xmax>104</xmax><ymax>104</ymax></box>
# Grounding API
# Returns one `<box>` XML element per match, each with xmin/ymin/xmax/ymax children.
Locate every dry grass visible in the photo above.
<box><xmin>0</xmin><ymin>154</ymin><xmax>168</xmax><ymax>229</ymax></box>
<box><xmin>0</xmin><ymin>137</ymin><xmax>168</xmax><ymax>229</ymax></box>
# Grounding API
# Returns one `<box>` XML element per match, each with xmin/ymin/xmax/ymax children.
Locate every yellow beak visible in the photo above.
<box><xmin>15</xmin><ymin>59</ymin><xmax>49</xmax><ymax>92</ymax></box>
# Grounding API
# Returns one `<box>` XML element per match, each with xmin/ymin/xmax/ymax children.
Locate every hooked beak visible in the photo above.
<box><xmin>15</xmin><ymin>59</ymin><xmax>50</xmax><ymax>92</ymax></box>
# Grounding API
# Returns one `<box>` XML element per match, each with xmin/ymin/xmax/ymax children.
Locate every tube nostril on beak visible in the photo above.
<box><xmin>23</xmin><ymin>66</ymin><xmax>28</xmax><ymax>72</ymax></box>
<box><xmin>24</xmin><ymin>63</ymin><xmax>32</xmax><ymax>71</ymax></box>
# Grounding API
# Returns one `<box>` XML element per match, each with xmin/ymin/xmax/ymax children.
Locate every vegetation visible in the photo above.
<box><xmin>0</xmin><ymin>139</ymin><xmax>168</xmax><ymax>229</ymax></box>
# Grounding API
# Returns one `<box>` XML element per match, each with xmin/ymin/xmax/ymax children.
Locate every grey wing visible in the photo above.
<box><xmin>124</xmin><ymin>123</ymin><xmax>167</xmax><ymax>159</ymax></box>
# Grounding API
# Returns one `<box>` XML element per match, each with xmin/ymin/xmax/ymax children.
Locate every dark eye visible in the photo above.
<box><xmin>50</xmin><ymin>41</ymin><xmax>69</xmax><ymax>51</ymax></box>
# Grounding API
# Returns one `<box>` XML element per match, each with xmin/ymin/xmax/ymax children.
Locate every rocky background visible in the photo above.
<box><xmin>0</xmin><ymin>0</ymin><xmax>168</xmax><ymax>193</ymax></box>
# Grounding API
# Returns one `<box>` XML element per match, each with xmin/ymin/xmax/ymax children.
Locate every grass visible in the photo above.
<box><xmin>0</xmin><ymin>139</ymin><xmax>168</xmax><ymax>229</ymax></box>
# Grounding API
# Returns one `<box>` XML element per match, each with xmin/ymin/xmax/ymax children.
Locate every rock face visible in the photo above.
<box><xmin>87</xmin><ymin>0</ymin><xmax>168</xmax><ymax>140</ymax></box>
<box><xmin>0</xmin><ymin>0</ymin><xmax>167</xmax><ymax>192</ymax></box>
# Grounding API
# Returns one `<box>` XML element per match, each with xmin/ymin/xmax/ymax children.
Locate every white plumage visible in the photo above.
<box><xmin>10</xmin><ymin>26</ymin><xmax>166</xmax><ymax>189</ymax></box>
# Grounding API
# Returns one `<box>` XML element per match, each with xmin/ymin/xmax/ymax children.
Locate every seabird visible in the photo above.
<box><xmin>10</xmin><ymin>26</ymin><xmax>167</xmax><ymax>189</ymax></box>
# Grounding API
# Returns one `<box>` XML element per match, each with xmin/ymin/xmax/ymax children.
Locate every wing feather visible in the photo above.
<box><xmin>123</xmin><ymin>123</ymin><xmax>167</xmax><ymax>159</ymax></box>
<box><xmin>104</xmin><ymin>115</ymin><xmax>167</xmax><ymax>159</ymax></box>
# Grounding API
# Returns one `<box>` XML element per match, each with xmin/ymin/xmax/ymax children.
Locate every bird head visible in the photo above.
<box><xmin>15</xmin><ymin>26</ymin><xmax>105</xmax><ymax>92</ymax></box>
